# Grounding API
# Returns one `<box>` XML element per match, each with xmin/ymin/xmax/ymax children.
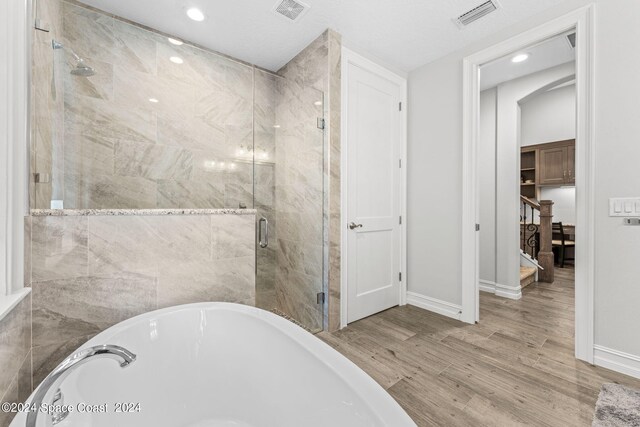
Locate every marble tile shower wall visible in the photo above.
<box><xmin>277</xmin><ymin>31</ymin><xmax>341</xmax><ymax>332</ymax></box>
<box><xmin>0</xmin><ymin>0</ymin><xmax>60</xmax><ymax>423</ymax></box>
<box><xmin>29</xmin><ymin>213</ymin><xmax>256</xmax><ymax>386</ymax></box>
<box><xmin>274</xmin><ymin>58</ymin><xmax>325</xmax><ymax>332</ymax></box>
<box><xmin>0</xmin><ymin>298</ymin><xmax>32</xmax><ymax>427</ymax></box>
<box><xmin>33</xmin><ymin>0</ymin><xmax>261</xmax><ymax>209</ymax></box>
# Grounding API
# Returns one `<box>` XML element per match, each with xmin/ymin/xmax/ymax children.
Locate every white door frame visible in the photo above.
<box><xmin>461</xmin><ymin>5</ymin><xmax>595</xmax><ymax>363</ymax></box>
<box><xmin>0</xmin><ymin>0</ymin><xmax>30</xmax><ymax>306</ymax></box>
<box><xmin>340</xmin><ymin>47</ymin><xmax>408</xmax><ymax>329</ymax></box>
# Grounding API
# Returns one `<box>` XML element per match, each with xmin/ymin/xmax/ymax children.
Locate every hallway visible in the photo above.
<box><xmin>319</xmin><ymin>268</ymin><xmax>640</xmax><ymax>426</ymax></box>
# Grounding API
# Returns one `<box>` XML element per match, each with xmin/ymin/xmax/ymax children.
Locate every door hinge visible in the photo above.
<box><xmin>399</xmin><ymin>216</ymin><xmax>402</xmax><ymax>225</ymax></box>
<box><xmin>317</xmin><ymin>292</ymin><xmax>325</xmax><ymax>304</ymax></box>
<box><xmin>476</xmin><ymin>223</ymin><xmax>480</xmax><ymax>231</ymax></box>
<box><xmin>317</xmin><ymin>118</ymin><xmax>325</xmax><ymax>130</ymax></box>
<box><xmin>399</xmin><ymin>272</ymin><xmax>402</xmax><ymax>281</ymax></box>
<box><xmin>34</xmin><ymin>19</ymin><xmax>50</xmax><ymax>32</ymax></box>
<box><xmin>399</xmin><ymin>102</ymin><xmax>402</xmax><ymax>111</ymax></box>
<box><xmin>33</xmin><ymin>172</ymin><xmax>51</xmax><ymax>183</ymax></box>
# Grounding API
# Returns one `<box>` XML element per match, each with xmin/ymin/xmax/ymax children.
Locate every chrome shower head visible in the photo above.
<box><xmin>70</xmin><ymin>60</ymin><xmax>96</xmax><ymax>77</ymax></box>
<box><xmin>52</xmin><ymin>40</ymin><xmax>96</xmax><ymax>77</ymax></box>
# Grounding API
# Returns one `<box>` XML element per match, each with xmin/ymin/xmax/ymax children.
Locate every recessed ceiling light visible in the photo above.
<box><xmin>314</xmin><ymin>101</ymin><xmax>322</xmax><ymax>106</ymax></box>
<box><xmin>168</xmin><ymin>38</ymin><xmax>183</xmax><ymax>46</ymax></box>
<box><xmin>149</xmin><ymin>98</ymin><xmax>159</xmax><ymax>103</ymax></box>
<box><xmin>186</xmin><ymin>7</ymin><xmax>205</xmax><ymax>21</ymax></box>
<box><xmin>169</xmin><ymin>56</ymin><xmax>184</xmax><ymax>64</ymax></box>
<box><xmin>511</xmin><ymin>53</ymin><xmax>529</xmax><ymax>63</ymax></box>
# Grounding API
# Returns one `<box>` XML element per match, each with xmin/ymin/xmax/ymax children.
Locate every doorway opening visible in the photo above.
<box><xmin>461</xmin><ymin>6</ymin><xmax>595</xmax><ymax>363</ymax></box>
<box><xmin>477</xmin><ymin>30</ymin><xmax>578</xmax><ymax>344</ymax></box>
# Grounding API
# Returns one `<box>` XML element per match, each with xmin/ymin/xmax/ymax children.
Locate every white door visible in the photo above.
<box><xmin>346</xmin><ymin>58</ymin><xmax>403</xmax><ymax>323</ymax></box>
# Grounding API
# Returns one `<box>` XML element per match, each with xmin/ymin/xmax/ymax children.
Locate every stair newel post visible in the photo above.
<box><xmin>538</xmin><ymin>200</ymin><xmax>554</xmax><ymax>283</ymax></box>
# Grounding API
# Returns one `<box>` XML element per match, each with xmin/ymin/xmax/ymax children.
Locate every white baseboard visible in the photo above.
<box><xmin>495</xmin><ymin>282</ymin><xmax>522</xmax><ymax>300</ymax></box>
<box><xmin>406</xmin><ymin>292</ymin><xmax>462</xmax><ymax>321</ymax></box>
<box><xmin>594</xmin><ymin>345</ymin><xmax>640</xmax><ymax>379</ymax></box>
<box><xmin>478</xmin><ymin>280</ymin><xmax>521</xmax><ymax>300</ymax></box>
<box><xmin>479</xmin><ymin>280</ymin><xmax>496</xmax><ymax>293</ymax></box>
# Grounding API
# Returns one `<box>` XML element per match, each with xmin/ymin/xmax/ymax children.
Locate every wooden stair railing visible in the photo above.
<box><xmin>520</xmin><ymin>195</ymin><xmax>540</xmax><ymax>259</ymax></box>
<box><xmin>520</xmin><ymin>196</ymin><xmax>554</xmax><ymax>283</ymax></box>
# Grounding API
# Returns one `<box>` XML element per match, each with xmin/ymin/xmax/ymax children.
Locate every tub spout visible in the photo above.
<box><xmin>25</xmin><ymin>344</ymin><xmax>136</xmax><ymax>427</ymax></box>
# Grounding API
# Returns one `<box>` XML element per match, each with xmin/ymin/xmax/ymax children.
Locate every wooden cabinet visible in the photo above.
<box><xmin>566</xmin><ymin>144</ymin><xmax>575</xmax><ymax>184</ymax></box>
<box><xmin>521</xmin><ymin>139</ymin><xmax>575</xmax><ymax>197</ymax></box>
<box><xmin>539</xmin><ymin>146</ymin><xmax>569</xmax><ymax>185</ymax></box>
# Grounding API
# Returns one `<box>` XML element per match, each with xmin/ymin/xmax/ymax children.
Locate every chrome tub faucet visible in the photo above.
<box><xmin>26</xmin><ymin>345</ymin><xmax>136</xmax><ymax>427</ymax></box>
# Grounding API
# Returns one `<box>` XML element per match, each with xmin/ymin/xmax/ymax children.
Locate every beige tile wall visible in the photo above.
<box><xmin>277</xmin><ymin>30</ymin><xmax>342</xmax><ymax>332</ymax></box>
<box><xmin>0</xmin><ymin>297</ymin><xmax>32</xmax><ymax>427</ymax></box>
<box><xmin>0</xmin><ymin>0</ymin><xmax>58</xmax><ymax>423</ymax></box>
<box><xmin>30</xmin><ymin>213</ymin><xmax>255</xmax><ymax>386</ymax></box>
<box><xmin>272</xmin><ymin>76</ymin><xmax>325</xmax><ymax>331</ymax></box>
<box><xmin>327</xmin><ymin>31</ymin><xmax>342</xmax><ymax>333</ymax></box>
<box><xmin>32</xmin><ymin>1</ymin><xmax>258</xmax><ymax>210</ymax></box>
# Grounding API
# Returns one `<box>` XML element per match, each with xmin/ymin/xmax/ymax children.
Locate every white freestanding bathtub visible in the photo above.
<box><xmin>11</xmin><ymin>303</ymin><xmax>415</xmax><ymax>427</ymax></box>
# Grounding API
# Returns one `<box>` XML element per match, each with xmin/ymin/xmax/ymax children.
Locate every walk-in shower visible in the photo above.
<box><xmin>31</xmin><ymin>0</ymin><xmax>327</xmax><ymax>335</ymax></box>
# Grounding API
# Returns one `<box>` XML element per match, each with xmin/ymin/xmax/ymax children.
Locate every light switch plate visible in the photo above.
<box><xmin>609</xmin><ymin>198</ymin><xmax>640</xmax><ymax>217</ymax></box>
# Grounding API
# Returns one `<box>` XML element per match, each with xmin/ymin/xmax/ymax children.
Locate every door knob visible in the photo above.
<box><xmin>349</xmin><ymin>222</ymin><xmax>363</xmax><ymax>230</ymax></box>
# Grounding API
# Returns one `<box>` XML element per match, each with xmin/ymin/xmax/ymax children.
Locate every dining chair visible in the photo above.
<box><xmin>552</xmin><ymin>222</ymin><xmax>575</xmax><ymax>268</ymax></box>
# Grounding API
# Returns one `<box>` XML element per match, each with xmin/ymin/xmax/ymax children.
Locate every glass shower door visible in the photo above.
<box><xmin>254</xmin><ymin>69</ymin><xmax>325</xmax><ymax>332</ymax></box>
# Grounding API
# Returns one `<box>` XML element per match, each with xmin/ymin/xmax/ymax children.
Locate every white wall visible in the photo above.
<box><xmin>407</xmin><ymin>0</ymin><xmax>640</xmax><ymax>361</ymax></box>
<box><xmin>0</xmin><ymin>0</ymin><xmax>9</xmax><ymax>299</ymax></box>
<box><xmin>540</xmin><ymin>187</ymin><xmax>576</xmax><ymax>224</ymax></box>
<box><xmin>407</xmin><ymin>54</ymin><xmax>463</xmax><ymax>305</ymax></box>
<box><xmin>0</xmin><ymin>0</ymin><xmax>28</xmax><ymax>301</ymax></box>
<box><xmin>341</xmin><ymin>38</ymin><xmax>409</xmax><ymax>80</ymax></box>
<box><xmin>479</xmin><ymin>89</ymin><xmax>496</xmax><ymax>284</ymax></box>
<box><xmin>523</xmin><ymin>84</ymin><xmax>577</xmax><ymax>225</ymax></box>
<box><xmin>521</xmin><ymin>84</ymin><xmax>576</xmax><ymax>146</ymax></box>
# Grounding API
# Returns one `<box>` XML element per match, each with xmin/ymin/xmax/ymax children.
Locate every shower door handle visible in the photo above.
<box><xmin>258</xmin><ymin>217</ymin><xmax>269</xmax><ymax>248</ymax></box>
<box><xmin>349</xmin><ymin>222</ymin><xmax>363</xmax><ymax>230</ymax></box>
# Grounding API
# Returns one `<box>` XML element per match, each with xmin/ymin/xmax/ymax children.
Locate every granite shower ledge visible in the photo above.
<box><xmin>31</xmin><ymin>209</ymin><xmax>257</xmax><ymax>217</ymax></box>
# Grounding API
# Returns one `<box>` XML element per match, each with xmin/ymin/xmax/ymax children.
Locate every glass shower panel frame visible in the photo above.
<box><xmin>254</xmin><ymin>69</ymin><xmax>325</xmax><ymax>333</ymax></box>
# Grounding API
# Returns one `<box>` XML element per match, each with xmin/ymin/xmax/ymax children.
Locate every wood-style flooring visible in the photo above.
<box><xmin>318</xmin><ymin>268</ymin><xmax>640</xmax><ymax>426</ymax></box>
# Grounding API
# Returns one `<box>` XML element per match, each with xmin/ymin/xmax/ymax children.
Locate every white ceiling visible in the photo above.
<box><xmin>480</xmin><ymin>31</ymin><xmax>576</xmax><ymax>90</ymax></box>
<box><xmin>78</xmin><ymin>0</ymin><xmax>569</xmax><ymax>72</ymax></box>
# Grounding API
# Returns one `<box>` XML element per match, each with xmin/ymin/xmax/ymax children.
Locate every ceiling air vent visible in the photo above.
<box><xmin>273</xmin><ymin>0</ymin><xmax>310</xmax><ymax>22</ymax></box>
<box><xmin>456</xmin><ymin>0</ymin><xmax>499</xmax><ymax>27</ymax></box>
